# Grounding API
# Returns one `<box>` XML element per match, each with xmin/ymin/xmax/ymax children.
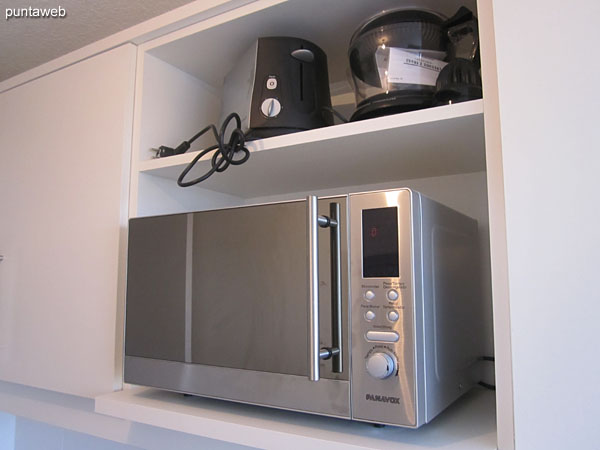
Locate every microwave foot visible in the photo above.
<box><xmin>372</xmin><ymin>423</ymin><xmax>386</xmax><ymax>428</ymax></box>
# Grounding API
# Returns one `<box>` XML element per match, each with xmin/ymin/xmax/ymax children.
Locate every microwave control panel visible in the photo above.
<box><xmin>349</xmin><ymin>189</ymin><xmax>419</xmax><ymax>428</ymax></box>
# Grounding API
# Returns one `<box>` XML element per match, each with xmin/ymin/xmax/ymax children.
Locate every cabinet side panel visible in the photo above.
<box><xmin>478</xmin><ymin>0</ymin><xmax>514</xmax><ymax>447</ymax></box>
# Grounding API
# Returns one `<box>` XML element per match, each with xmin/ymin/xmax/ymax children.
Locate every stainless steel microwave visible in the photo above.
<box><xmin>124</xmin><ymin>188</ymin><xmax>481</xmax><ymax>428</ymax></box>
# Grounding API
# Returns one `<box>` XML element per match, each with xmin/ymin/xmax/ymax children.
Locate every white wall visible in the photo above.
<box><xmin>492</xmin><ymin>1</ymin><xmax>600</xmax><ymax>449</ymax></box>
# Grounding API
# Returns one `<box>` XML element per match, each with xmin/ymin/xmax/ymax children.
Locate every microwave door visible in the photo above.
<box><xmin>125</xmin><ymin>197</ymin><xmax>349</xmax><ymax>418</ymax></box>
<box><xmin>191</xmin><ymin>201</ymin><xmax>309</xmax><ymax>376</ymax></box>
<box><xmin>125</xmin><ymin>214</ymin><xmax>188</xmax><ymax>363</ymax></box>
<box><xmin>191</xmin><ymin>198</ymin><xmax>349</xmax><ymax>381</ymax></box>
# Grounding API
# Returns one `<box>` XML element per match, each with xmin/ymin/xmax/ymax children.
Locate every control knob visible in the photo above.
<box><xmin>261</xmin><ymin>98</ymin><xmax>281</xmax><ymax>118</ymax></box>
<box><xmin>366</xmin><ymin>352</ymin><xmax>396</xmax><ymax>379</ymax></box>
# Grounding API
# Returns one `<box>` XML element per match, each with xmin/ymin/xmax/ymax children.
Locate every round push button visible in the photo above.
<box><xmin>364</xmin><ymin>290</ymin><xmax>375</xmax><ymax>301</ymax></box>
<box><xmin>387</xmin><ymin>289</ymin><xmax>399</xmax><ymax>301</ymax></box>
<box><xmin>365</xmin><ymin>310</ymin><xmax>375</xmax><ymax>321</ymax></box>
<box><xmin>266</xmin><ymin>77</ymin><xmax>277</xmax><ymax>90</ymax></box>
<box><xmin>387</xmin><ymin>311</ymin><xmax>399</xmax><ymax>322</ymax></box>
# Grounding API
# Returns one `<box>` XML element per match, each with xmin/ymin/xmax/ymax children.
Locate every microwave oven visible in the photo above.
<box><xmin>124</xmin><ymin>188</ymin><xmax>482</xmax><ymax>428</ymax></box>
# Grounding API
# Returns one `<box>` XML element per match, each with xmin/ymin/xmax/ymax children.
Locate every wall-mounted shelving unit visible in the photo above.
<box><xmin>101</xmin><ymin>0</ymin><xmax>506</xmax><ymax>448</ymax></box>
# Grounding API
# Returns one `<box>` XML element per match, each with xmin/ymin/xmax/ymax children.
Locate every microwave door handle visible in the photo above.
<box><xmin>329</xmin><ymin>201</ymin><xmax>343</xmax><ymax>374</ymax></box>
<box><xmin>308</xmin><ymin>195</ymin><xmax>321</xmax><ymax>381</ymax></box>
<box><xmin>308</xmin><ymin>196</ymin><xmax>343</xmax><ymax>382</ymax></box>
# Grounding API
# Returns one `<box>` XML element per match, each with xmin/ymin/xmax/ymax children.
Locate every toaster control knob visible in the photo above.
<box><xmin>261</xmin><ymin>98</ymin><xmax>281</xmax><ymax>118</ymax></box>
<box><xmin>366</xmin><ymin>352</ymin><xmax>396</xmax><ymax>379</ymax></box>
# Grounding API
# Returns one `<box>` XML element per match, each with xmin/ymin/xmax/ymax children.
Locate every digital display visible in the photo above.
<box><xmin>362</xmin><ymin>207</ymin><xmax>399</xmax><ymax>278</ymax></box>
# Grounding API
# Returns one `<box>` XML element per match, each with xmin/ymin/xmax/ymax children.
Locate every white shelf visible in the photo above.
<box><xmin>95</xmin><ymin>386</ymin><xmax>497</xmax><ymax>450</ymax></box>
<box><xmin>139</xmin><ymin>100</ymin><xmax>485</xmax><ymax>198</ymax></box>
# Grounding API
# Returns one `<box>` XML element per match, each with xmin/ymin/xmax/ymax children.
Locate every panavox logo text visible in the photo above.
<box><xmin>6</xmin><ymin>6</ymin><xmax>66</xmax><ymax>20</ymax></box>
<box><xmin>366</xmin><ymin>394</ymin><xmax>401</xmax><ymax>404</ymax></box>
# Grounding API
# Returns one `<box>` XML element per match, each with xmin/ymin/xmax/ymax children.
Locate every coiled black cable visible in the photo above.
<box><xmin>160</xmin><ymin>113</ymin><xmax>250</xmax><ymax>187</ymax></box>
<box><xmin>477</xmin><ymin>355</ymin><xmax>496</xmax><ymax>390</ymax></box>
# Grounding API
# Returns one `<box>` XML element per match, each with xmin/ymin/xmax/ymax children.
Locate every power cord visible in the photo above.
<box><xmin>155</xmin><ymin>113</ymin><xmax>250</xmax><ymax>187</ymax></box>
<box><xmin>478</xmin><ymin>355</ymin><xmax>496</xmax><ymax>390</ymax></box>
<box><xmin>156</xmin><ymin>108</ymin><xmax>347</xmax><ymax>187</ymax></box>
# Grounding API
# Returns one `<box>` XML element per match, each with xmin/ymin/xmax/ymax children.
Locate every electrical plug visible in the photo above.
<box><xmin>155</xmin><ymin>141</ymin><xmax>191</xmax><ymax>158</ymax></box>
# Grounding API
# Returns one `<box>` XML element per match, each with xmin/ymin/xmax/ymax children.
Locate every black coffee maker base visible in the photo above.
<box><xmin>350</xmin><ymin>92</ymin><xmax>435</xmax><ymax>122</ymax></box>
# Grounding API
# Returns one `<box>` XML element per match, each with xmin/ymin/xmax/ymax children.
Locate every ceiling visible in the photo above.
<box><xmin>0</xmin><ymin>0</ymin><xmax>198</xmax><ymax>82</ymax></box>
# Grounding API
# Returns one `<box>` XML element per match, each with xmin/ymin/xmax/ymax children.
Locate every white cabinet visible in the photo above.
<box><xmin>0</xmin><ymin>0</ymin><xmax>527</xmax><ymax>447</ymax></box>
<box><xmin>0</xmin><ymin>44</ymin><xmax>136</xmax><ymax>397</ymax></box>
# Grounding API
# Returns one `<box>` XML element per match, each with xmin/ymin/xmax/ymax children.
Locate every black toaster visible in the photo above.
<box><xmin>219</xmin><ymin>36</ymin><xmax>333</xmax><ymax>139</ymax></box>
